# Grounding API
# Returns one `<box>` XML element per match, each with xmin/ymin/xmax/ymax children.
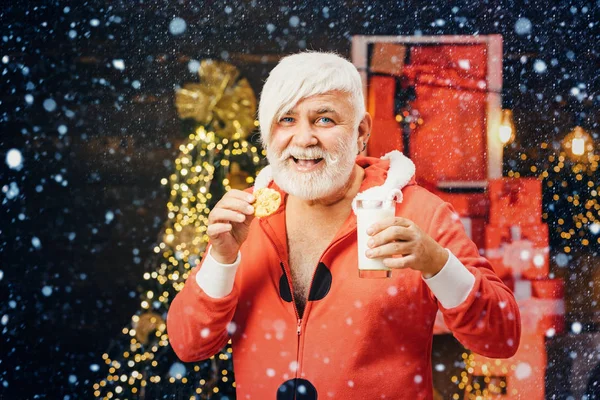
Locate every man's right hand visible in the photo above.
<box><xmin>206</xmin><ymin>189</ymin><xmax>256</xmax><ymax>264</ymax></box>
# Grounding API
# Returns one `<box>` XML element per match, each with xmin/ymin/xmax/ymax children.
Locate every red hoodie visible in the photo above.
<box><xmin>167</xmin><ymin>155</ymin><xmax>521</xmax><ymax>399</ymax></box>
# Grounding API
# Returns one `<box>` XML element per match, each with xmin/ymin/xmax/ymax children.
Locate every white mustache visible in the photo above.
<box><xmin>278</xmin><ymin>146</ymin><xmax>340</xmax><ymax>164</ymax></box>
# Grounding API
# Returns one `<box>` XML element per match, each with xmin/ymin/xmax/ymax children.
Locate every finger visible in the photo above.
<box><xmin>216</xmin><ymin>197</ymin><xmax>255</xmax><ymax>215</ymax></box>
<box><xmin>365</xmin><ymin>240</ymin><xmax>412</xmax><ymax>259</ymax></box>
<box><xmin>227</xmin><ymin>189</ymin><xmax>255</xmax><ymax>204</ymax></box>
<box><xmin>207</xmin><ymin>223</ymin><xmax>232</xmax><ymax>237</ymax></box>
<box><xmin>208</xmin><ymin>208</ymin><xmax>248</xmax><ymax>224</ymax></box>
<box><xmin>368</xmin><ymin>225</ymin><xmax>414</xmax><ymax>248</ymax></box>
<box><xmin>383</xmin><ymin>254</ymin><xmax>416</xmax><ymax>269</ymax></box>
<box><xmin>367</xmin><ymin>216</ymin><xmax>413</xmax><ymax>235</ymax></box>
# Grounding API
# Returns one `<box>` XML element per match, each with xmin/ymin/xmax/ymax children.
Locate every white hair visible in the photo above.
<box><xmin>258</xmin><ymin>51</ymin><xmax>365</xmax><ymax>147</ymax></box>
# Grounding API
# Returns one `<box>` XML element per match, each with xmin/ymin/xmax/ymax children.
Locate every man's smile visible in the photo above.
<box><xmin>291</xmin><ymin>156</ymin><xmax>324</xmax><ymax>171</ymax></box>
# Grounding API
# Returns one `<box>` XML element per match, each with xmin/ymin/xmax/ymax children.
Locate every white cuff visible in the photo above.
<box><xmin>422</xmin><ymin>249</ymin><xmax>475</xmax><ymax>309</ymax></box>
<box><xmin>196</xmin><ymin>246</ymin><xmax>241</xmax><ymax>299</ymax></box>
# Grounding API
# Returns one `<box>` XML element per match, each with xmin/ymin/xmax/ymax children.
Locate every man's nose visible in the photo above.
<box><xmin>292</xmin><ymin>121</ymin><xmax>318</xmax><ymax>147</ymax></box>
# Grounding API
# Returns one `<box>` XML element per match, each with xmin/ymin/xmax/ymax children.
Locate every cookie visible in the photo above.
<box><xmin>253</xmin><ymin>188</ymin><xmax>282</xmax><ymax>217</ymax></box>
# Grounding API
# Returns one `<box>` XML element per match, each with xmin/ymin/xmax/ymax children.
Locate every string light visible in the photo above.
<box><xmin>509</xmin><ymin>141</ymin><xmax>599</xmax><ymax>249</ymax></box>
<box><xmin>94</xmin><ymin>126</ymin><xmax>264</xmax><ymax>398</ymax></box>
<box><xmin>452</xmin><ymin>352</ymin><xmax>514</xmax><ymax>399</ymax></box>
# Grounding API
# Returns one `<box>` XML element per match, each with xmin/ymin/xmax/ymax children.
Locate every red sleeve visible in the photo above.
<box><xmin>428</xmin><ymin>201</ymin><xmax>521</xmax><ymax>358</ymax></box>
<box><xmin>166</xmin><ymin>260</ymin><xmax>238</xmax><ymax>362</ymax></box>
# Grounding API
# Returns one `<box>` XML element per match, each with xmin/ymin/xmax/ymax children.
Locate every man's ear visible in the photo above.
<box><xmin>357</xmin><ymin>112</ymin><xmax>373</xmax><ymax>155</ymax></box>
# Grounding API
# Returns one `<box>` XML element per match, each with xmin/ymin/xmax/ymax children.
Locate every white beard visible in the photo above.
<box><xmin>266</xmin><ymin>135</ymin><xmax>358</xmax><ymax>201</ymax></box>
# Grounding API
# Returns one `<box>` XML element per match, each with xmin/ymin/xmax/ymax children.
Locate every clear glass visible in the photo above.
<box><xmin>355</xmin><ymin>199</ymin><xmax>395</xmax><ymax>278</ymax></box>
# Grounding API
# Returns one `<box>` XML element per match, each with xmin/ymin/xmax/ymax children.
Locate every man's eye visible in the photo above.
<box><xmin>280</xmin><ymin>117</ymin><xmax>295</xmax><ymax>123</ymax></box>
<box><xmin>317</xmin><ymin>117</ymin><xmax>334</xmax><ymax>124</ymax></box>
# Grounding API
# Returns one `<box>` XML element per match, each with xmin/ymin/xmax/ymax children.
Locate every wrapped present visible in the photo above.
<box><xmin>531</xmin><ymin>278</ymin><xmax>565</xmax><ymax>335</ymax></box>
<box><xmin>431</xmin><ymin>190</ymin><xmax>489</xmax><ymax>249</ymax></box>
<box><xmin>407</xmin><ymin>44</ymin><xmax>490</xmax><ymax>185</ymax></box>
<box><xmin>459</xmin><ymin>217</ymin><xmax>486</xmax><ymax>250</ymax></box>
<box><xmin>532</xmin><ymin>278</ymin><xmax>564</xmax><ymax>299</ymax></box>
<box><xmin>485</xmin><ymin>224</ymin><xmax>550</xmax><ymax>279</ymax></box>
<box><xmin>489</xmin><ymin>178</ymin><xmax>542</xmax><ymax>227</ymax></box>
<box><xmin>433</xmin><ymin>190</ymin><xmax>489</xmax><ymax>217</ymax></box>
<box><xmin>410</xmin><ymin>83</ymin><xmax>487</xmax><ymax>184</ymax></box>
<box><xmin>408</xmin><ymin>44</ymin><xmax>488</xmax><ymax>82</ymax></box>
<box><xmin>365</xmin><ymin>44</ymin><xmax>491</xmax><ymax>184</ymax></box>
<box><xmin>465</xmin><ymin>279</ymin><xmax>564</xmax><ymax>400</ymax></box>
<box><xmin>468</xmin><ymin>332</ymin><xmax>546</xmax><ymax>400</ymax></box>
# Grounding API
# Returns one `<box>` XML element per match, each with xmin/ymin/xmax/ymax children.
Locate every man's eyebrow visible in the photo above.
<box><xmin>315</xmin><ymin>107</ymin><xmax>340</xmax><ymax>116</ymax></box>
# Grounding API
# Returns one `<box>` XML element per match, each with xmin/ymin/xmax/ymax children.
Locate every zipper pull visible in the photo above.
<box><xmin>297</xmin><ymin>319</ymin><xmax>302</xmax><ymax>336</ymax></box>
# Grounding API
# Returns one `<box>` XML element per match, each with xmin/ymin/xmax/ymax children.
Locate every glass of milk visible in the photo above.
<box><xmin>355</xmin><ymin>199</ymin><xmax>395</xmax><ymax>278</ymax></box>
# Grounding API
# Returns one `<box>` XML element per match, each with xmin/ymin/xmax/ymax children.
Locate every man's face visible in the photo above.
<box><xmin>266</xmin><ymin>91</ymin><xmax>359</xmax><ymax>200</ymax></box>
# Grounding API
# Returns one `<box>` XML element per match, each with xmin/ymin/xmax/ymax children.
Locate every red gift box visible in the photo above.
<box><xmin>410</xmin><ymin>83</ymin><xmax>487</xmax><ymax>185</ymax></box>
<box><xmin>485</xmin><ymin>224</ymin><xmax>550</xmax><ymax>280</ymax></box>
<box><xmin>432</xmin><ymin>191</ymin><xmax>489</xmax><ymax>249</ymax></box>
<box><xmin>532</xmin><ymin>279</ymin><xmax>566</xmax><ymax>335</ymax></box>
<box><xmin>433</xmin><ymin>190</ymin><xmax>489</xmax><ymax>217</ymax></box>
<box><xmin>489</xmin><ymin>178</ymin><xmax>543</xmax><ymax>227</ymax></box>
<box><xmin>485</xmin><ymin>224</ymin><xmax>549</xmax><ymax>249</ymax></box>
<box><xmin>532</xmin><ymin>278</ymin><xmax>564</xmax><ymax>299</ymax></box>
<box><xmin>407</xmin><ymin>44</ymin><xmax>490</xmax><ymax>185</ymax></box>
<box><xmin>459</xmin><ymin>217</ymin><xmax>486</xmax><ymax>250</ymax></box>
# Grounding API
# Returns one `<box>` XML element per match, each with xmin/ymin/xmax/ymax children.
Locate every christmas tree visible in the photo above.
<box><xmin>505</xmin><ymin>129</ymin><xmax>599</xmax><ymax>257</ymax></box>
<box><xmin>94</xmin><ymin>60</ymin><xmax>266</xmax><ymax>399</ymax></box>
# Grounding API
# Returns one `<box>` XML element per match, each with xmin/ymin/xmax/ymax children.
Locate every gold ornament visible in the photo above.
<box><xmin>175</xmin><ymin>60</ymin><xmax>257</xmax><ymax>140</ymax></box>
<box><xmin>134</xmin><ymin>312</ymin><xmax>165</xmax><ymax>345</ymax></box>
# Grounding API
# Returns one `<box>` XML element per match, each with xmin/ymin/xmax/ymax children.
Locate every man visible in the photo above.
<box><xmin>167</xmin><ymin>51</ymin><xmax>521</xmax><ymax>399</ymax></box>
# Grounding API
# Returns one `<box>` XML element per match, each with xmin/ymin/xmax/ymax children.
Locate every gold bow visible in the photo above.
<box><xmin>134</xmin><ymin>312</ymin><xmax>165</xmax><ymax>345</ymax></box>
<box><xmin>175</xmin><ymin>60</ymin><xmax>257</xmax><ymax>140</ymax></box>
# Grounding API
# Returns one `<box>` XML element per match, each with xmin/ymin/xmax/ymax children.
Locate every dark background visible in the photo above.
<box><xmin>1</xmin><ymin>0</ymin><xmax>599</xmax><ymax>398</ymax></box>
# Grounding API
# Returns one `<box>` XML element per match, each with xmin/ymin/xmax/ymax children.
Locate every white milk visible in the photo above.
<box><xmin>355</xmin><ymin>200</ymin><xmax>395</xmax><ymax>274</ymax></box>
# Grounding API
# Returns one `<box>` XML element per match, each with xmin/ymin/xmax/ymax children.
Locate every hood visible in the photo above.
<box><xmin>253</xmin><ymin>150</ymin><xmax>417</xmax><ymax>205</ymax></box>
<box><xmin>353</xmin><ymin>150</ymin><xmax>417</xmax><ymax>210</ymax></box>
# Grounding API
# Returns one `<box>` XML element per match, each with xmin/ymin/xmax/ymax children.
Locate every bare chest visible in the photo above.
<box><xmin>286</xmin><ymin>222</ymin><xmax>340</xmax><ymax>316</ymax></box>
<box><xmin>288</xmin><ymin>233</ymin><xmax>330</xmax><ymax>290</ymax></box>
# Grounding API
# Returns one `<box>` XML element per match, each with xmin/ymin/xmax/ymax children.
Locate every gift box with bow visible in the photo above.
<box><xmin>485</xmin><ymin>224</ymin><xmax>550</xmax><ymax>280</ymax></box>
<box><xmin>489</xmin><ymin>178</ymin><xmax>543</xmax><ymax>227</ymax></box>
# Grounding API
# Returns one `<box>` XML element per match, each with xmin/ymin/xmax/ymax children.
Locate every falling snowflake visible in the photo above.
<box><xmin>515</xmin><ymin>17</ymin><xmax>532</xmax><ymax>35</ymax></box>
<box><xmin>6</xmin><ymin>149</ymin><xmax>23</xmax><ymax>170</ymax></box>
<box><xmin>169</xmin><ymin>17</ymin><xmax>187</xmax><ymax>35</ymax></box>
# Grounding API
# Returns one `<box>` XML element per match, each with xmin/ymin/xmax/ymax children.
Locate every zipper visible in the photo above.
<box><xmin>260</xmin><ymin>218</ymin><xmax>357</xmax><ymax>385</ymax></box>
<box><xmin>259</xmin><ymin>221</ymin><xmax>304</xmax><ymax>380</ymax></box>
<box><xmin>281</xmin><ymin>256</ymin><xmax>303</xmax><ymax>382</ymax></box>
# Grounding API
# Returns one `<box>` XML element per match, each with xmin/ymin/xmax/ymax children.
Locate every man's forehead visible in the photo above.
<box><xmin>284</xmin><ymin>91</ymin><xmax>352</xmax><ymax>114</ymax></box>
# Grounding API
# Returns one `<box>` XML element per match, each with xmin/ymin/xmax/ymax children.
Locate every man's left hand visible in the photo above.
<box><xmin>365</xmin><ymin>216</ymin><xmax>449</xmax><ymax>277</ymax></box>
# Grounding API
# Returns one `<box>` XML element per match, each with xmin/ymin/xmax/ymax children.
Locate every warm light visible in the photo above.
<box><xmin>572</xmin><ymin>137</ymin><xmax>585</xmax><ymax>156</ymax></box>
<box><xmin>499</xmin><ymin>125</ymin><xmax>512</xmax><ymax>144</ymax></box>
<box><xmin>563</xmin><ymin>126</ymin><xmax>594</xmax><ymax>160</ymax></box>
<box><xmin>498</xmin><ymin>109</ymin><xmax>516</xmax><ymax>145</ymax></box>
